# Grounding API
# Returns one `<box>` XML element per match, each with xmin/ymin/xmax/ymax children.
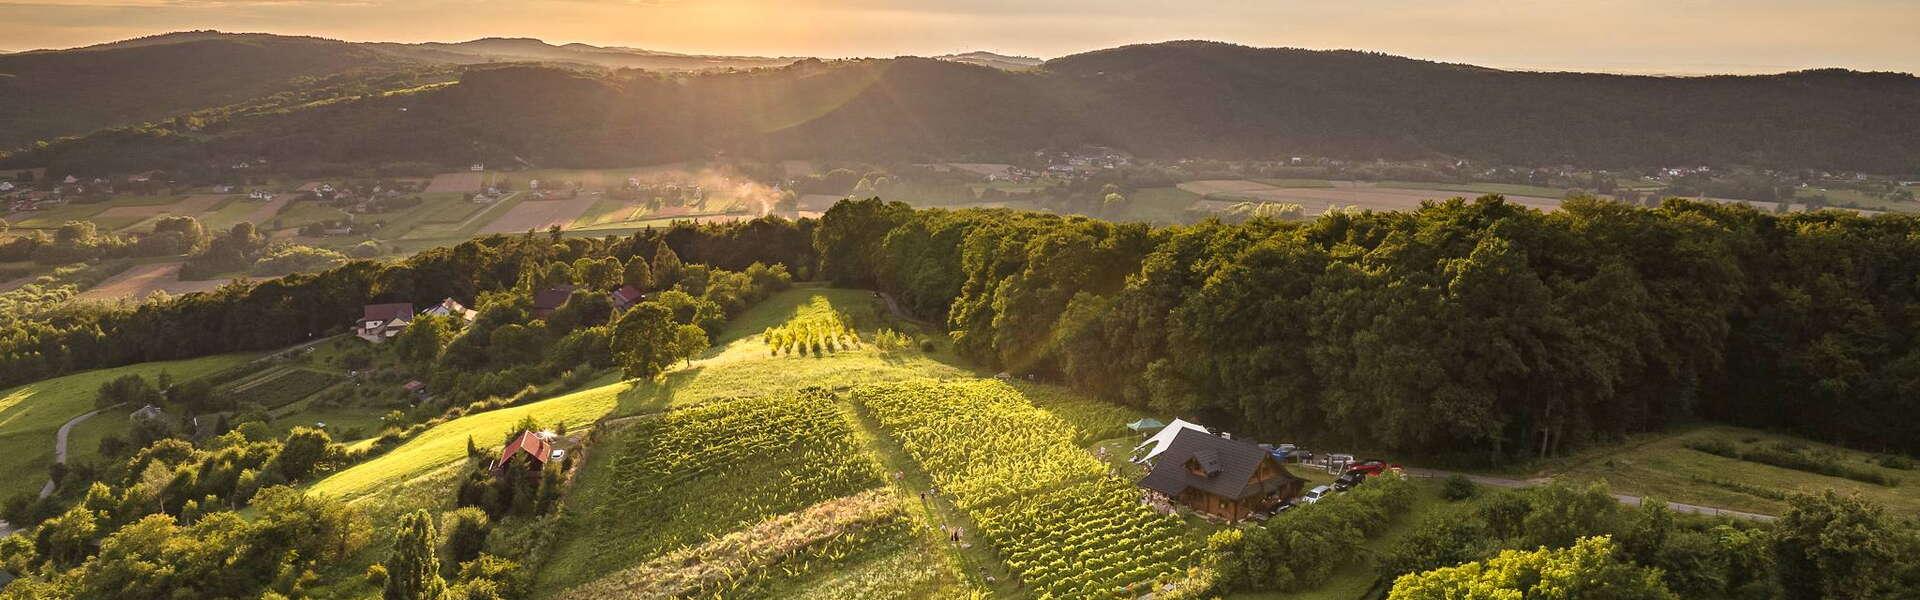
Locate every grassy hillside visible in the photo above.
<box><xmin>307</xmin><ymin>380</ymin><xmax>629</xmax><ymax>502</ymax></box>
<box><xmin>1531</xmin><ymin>425</ymin><xmax>1920</xmax><ymax>516</ymax></box>
<box><xmin>0</xmin><ymin>353</ymin><xmax>256</xmax><ymax>498</ymax></box>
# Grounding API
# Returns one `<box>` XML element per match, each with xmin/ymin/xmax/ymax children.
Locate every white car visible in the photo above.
<box><xmin>1300</xmin><ymin>485</ymin><xmax>1333</xmax><ymax>504</ymax></box>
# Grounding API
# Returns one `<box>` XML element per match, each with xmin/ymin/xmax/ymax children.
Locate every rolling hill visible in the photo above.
<box><xmin>0</xmin><ymin>31</ymin><xmax>800</xmax><ymax>151</ymax></box>
<box><xmin>7</xmin><ymin>37</ymin><xmax>1920</xmax><ymax>173</ymax></box>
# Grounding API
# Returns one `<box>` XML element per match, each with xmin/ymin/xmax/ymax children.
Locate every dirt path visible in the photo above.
<box><xmin>875</xmin><ymin>291</ymin><xmax>931</xmax><ymax>327</ymax></box>
<box><xmin>1401</xmin><ymin>467</ymin><xmax>1777</xmax><ymax>521</ymax></box>
<box><xmin>39</xmin><ymin>403</ymin><xmax>119</xmax><ymax>499</ymax></box>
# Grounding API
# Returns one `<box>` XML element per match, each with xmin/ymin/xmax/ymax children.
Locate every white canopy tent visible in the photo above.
<box><xmin>1132</xmin><ymin>419</ymin><xmax>1211</xmax><ymax>463</ymax></box>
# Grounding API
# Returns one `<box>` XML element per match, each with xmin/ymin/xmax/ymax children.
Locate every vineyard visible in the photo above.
<box><xmin>220</xmin><ymin>366</ymin><xmax>341</xmax><ymax>410</ymax></box>
<box><xmin>851</xmin><ymin>379</ymin><xmax>1204</xmax><ymax>598</ymax></box>
<box><xmin>763</xmin><ymin>296</ymin><xmax>862</xmax><ymax>356</ymax></box>
<box><xmin>554</xmin><ymin>489</ymin><xmax>914</xmax><ymax>599</ymax></box>
<box><xmin>540</xmin><ymin>392</ymin><xmax>887</xmax><ymax>590</ymax></box>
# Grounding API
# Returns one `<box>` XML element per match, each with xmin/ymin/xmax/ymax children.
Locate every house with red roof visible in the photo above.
<box><xmin>490</xmin><ymin>430</ymin><xmax>555</xmax><ymax>479</ymax></box>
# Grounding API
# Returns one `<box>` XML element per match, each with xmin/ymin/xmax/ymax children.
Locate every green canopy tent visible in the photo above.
<box><xmin>1127</xmin><ymin>418</ymin><xmax>1167</xmax><ymax>433</ymax></box>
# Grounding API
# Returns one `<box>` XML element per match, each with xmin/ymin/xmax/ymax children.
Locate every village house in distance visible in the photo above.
<box><xmin>1139</xmin><ymin>427</ymin><xmax>1305</xmax><ymax>523</ymax></box>
<box><xmin>356</xmin><ymin>298</ymin><xmax>476</xmax><ymax>342</ymax></box>
<box><xmin>355</xmin><ymin>302</ymin><xmax>414</xmax><ymax>343</ymax></box>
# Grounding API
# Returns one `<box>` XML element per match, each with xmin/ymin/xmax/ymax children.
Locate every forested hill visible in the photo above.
<box><xmin>0</xmin><ymin>31</ymin><xmax>797</xmax><ymax>151</ymax></box>
<box><xmin>0</xmin><ymin>34</ymin><xmax>435</xmax><ymax>149</ymax></box>
<box><xmin>1041</xmin><ymin>41</ymin><xmax>1920</xmax><ymax>171</ymax></box>
<box><xmin>8</xmin><ymin>39</ymin><xmax>1920</xmax><ymax>173</ymax></box>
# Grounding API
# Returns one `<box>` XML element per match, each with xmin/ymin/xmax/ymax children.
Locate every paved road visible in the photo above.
<box><xmin>38</xmin><ymin>404</ymin><xmax>119</xmax><ymax>499</ymax></box>
<box><xmin>1402</xmin><ymin>467</ymin><xmax>1776</xmax><ymax>522</ymax></box>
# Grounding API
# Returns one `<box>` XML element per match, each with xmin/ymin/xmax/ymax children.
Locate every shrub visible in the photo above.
<box><xmin>1875</xmin><ymin>454</ymin><xmax>1915</xmax><ymax>471</ymax></box>
<box><xmin>1443</xmin><ymin>475</ymin><xmax>1478</xmax><ymax>501</ymax></box>
<box><xmin>1685</xmin><ymin>438</ymin><xmax>1738</xmax><ymax>459</ymax></box>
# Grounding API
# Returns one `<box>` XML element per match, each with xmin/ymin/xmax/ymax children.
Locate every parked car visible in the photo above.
<box><xmin>1345</xmin><ymin>459</ymin><xmax>1402</xmax><ymax>476</ymax></box>
<box><xmin>1301</xmin><ymin>485</ymin><xmax>1333</xmax><ymax>504</ymax></box>
<box><xmin>1332</xmin><ymin>471</ymin><xmax>1367</xmax><ymax>491</ymax></box>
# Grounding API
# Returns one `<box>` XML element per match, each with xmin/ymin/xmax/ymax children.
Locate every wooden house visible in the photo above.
<box><xmin>1139</xmin><ymin>428</ymin><xmax>1305</xmax><ymax>522</ymax></box>
<box><xmin>490</xmin><ymin>430</ymin><xmax>555</xmax><ymax>479</ymax></box>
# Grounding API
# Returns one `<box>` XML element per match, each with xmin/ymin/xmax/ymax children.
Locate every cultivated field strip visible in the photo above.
<box><xmin>852</xmin><ymin>379</ymin><xmax>1202</xmax><ymax>598</ymax></box>
<box><xmin>539</xmin><ymin>392</ymin><xmax>886</xmax><ymax>590</ymax></box>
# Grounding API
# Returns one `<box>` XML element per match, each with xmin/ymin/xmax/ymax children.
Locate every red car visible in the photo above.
<box><xmin>1344</xmin><ymin>459</ymin><xmax>1401</xmax><ymax>476</ymax></box>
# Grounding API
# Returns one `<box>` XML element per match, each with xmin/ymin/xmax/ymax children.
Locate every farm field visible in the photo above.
<box><xmin>1368</xmin><ymin>180</ymin><xmax>1572</xmax><ymax>199</ymax></box>
<box><xmin>853</xmin><ymin>379</ymin><xmax>1202</xmax><ymax>597</ymax></box>
<box><xmin>75</xmin><ymin>261</ymin><xmax>226</xmax><ymax>301</ymax></box>
<box><xmin>93</xmin><ymin>194</ymin><xmax>226</xmax><ymax>226</ymax></box>
<box><xmin>423</xmin><ymin>171</ymin><xmax>484</xmax><ymax>193</ymax></box>
<box><xmin>538</xmin><ymin>392</ymin><xmax>892</xmax><ymax>594</ymax></box>
<box><xmin>947</xmin><ymin>162</ymin><xmax>1016</xmax><ymax>178</ymax></box>
<box><xmin>476</xmin><ymin>193</ymin><xmax>599</xmax><ymax>234</ymax></box>
<box><xmin>272</xmin><ymin>200</ymin><xmax>347</xmax><ymax>230</ymax></box>
<box><xmin>0</xmin><ymin>353</ymin><xmax>256</xmax><ymax>499</ymax></box>
<box><xmin>1179</xmin><ymin>179</ymin><xmax>1564</xmax><ymax>215</ymax></box>
<box><xmin>3</xmin><ymin>203</ymin><xmax>107</xmax><ymax>229</ymax></box>
<box><xmin>1121</xmin><ymin>186</ymin><xmax>1205</xmax><ymax>223</ymax></box>
<box><xmin>200</xmin><ymin>195</ymin><xmax>284</xmax><ymax>230</ymax></box>
<box><xmin>221</xmin><ymin>366</ymin><xmax>342</xmax><ymax>410</ymax></box>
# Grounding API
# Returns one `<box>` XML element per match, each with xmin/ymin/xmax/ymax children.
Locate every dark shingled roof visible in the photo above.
<box><xmin>533</xmin><ymin>285</ymin><xmax>579</xmax><ymax>311</ymax></box>
<box><xmin>362</xmin><ymin>302</ymin><xmax>414</xmax><ymax>322</ymax></box>
<box><xmin>1140</xmin><ymin>428</ymin><xmax>1301</xmax><ymax>500</ymax></box>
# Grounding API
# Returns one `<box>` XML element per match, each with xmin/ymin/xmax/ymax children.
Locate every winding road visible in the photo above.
<box><xmin>39</xmin><ymin>404</ymin><xmax>119</xmax><ymax>499</ymax></box>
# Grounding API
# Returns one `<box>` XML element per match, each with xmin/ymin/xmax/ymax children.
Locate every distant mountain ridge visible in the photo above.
<box><xmin>5</xmin><ymin>36</ymin><xmax>1918</xmax><ymax>173</ymax></box>
<box><xmin>933</xmin><ymin>51</ymin><xmax>1044</xmax><ymax>70</ymax></box>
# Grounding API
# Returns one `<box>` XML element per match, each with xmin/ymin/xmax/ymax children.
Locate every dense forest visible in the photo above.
<box><xmin>8</xmin><ymin>40</ymin><xmax>1920</xmax><ymax>174</ymax></box>
<box><xmin>3</xmin><ymin>196</ymin><xmax>1918</xmax><ymax>461</ymax></box>
<box><xmin>813</xmin><ymin>195</ymin><xmax>1920</xmax><ymax>459</ymax></box>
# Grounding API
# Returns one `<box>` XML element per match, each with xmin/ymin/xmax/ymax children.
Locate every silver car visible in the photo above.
<box><xmin>1300</xmin><ymin>485</ymin><xmax>1333</xmax><ymax>504</ymax></box>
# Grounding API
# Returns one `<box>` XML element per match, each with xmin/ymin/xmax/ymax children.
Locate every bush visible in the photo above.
<box><xmin>1213</xmin><ymin>474</ymin><xmax>1415</xmax><ymax>592</ymax></box>
<box><xmin>1443</xmin><ymin>474</ymin><xmax>1478</xmax><ymax>501</ymax></box>
<box><xmin>1685</xmin><ymin>438</ymin><xmax>1738</xmax><ymax>459</ymax></box>
<box><xmin>1875</xmin><ymin>454</ymin><xmax>1915</xmax><ymax>470</ymax></box>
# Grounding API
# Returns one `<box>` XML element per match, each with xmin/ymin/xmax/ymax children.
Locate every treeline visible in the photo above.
<box><xmin>0</xmin><ymin>218</ymin><xmax>209</xmax><ymax>265</ymax></box>
<box><xmin>814</xmin><ymin>196</ymin><xmax>1920</xmax><ymax>458</ymax></box>
<box><xmin>8</xmin><ymin>195</ymin><xmax>1920</xmax><ymax>459</ymax></box>
<box><xmin>0</xmin><ymin>218</ymin><xmax>810</xmax><ymax>391</ymax></box>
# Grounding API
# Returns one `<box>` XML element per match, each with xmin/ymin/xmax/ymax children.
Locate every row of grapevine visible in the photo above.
<box><xmin>851</xmin><ymin>379</ymin><xmax>1204</xmax><ymax>598</ymax></box>
<box><xmin>764</xmin><ymin>297</ymin><xmax>863</xmax><ymax>356</ymax></box>
<box><xmin>558</xmin><ymin>392</ymin><xmax>887</xmax><ymax>577</ymax></box>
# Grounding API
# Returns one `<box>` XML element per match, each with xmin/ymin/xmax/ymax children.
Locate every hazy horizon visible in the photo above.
<box><xmin>2</xmin><ymin>0</ymin><xmax>1918</xmax><ymax>76</ymax></box>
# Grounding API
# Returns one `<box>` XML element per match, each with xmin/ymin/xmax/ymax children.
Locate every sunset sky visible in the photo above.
<box><xmin>2</xmin><ymin>0</ymin><xmax>1916</xmax><ymax>74</ymax></box>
